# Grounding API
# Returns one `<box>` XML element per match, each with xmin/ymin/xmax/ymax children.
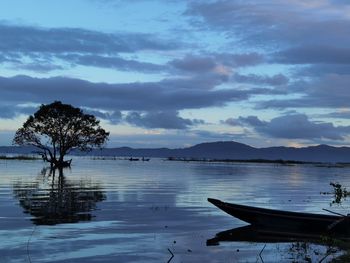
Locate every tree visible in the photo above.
<box><xmin>13</xmin><ymin>101</ymin><xmax>109</xmax><ymax>168</ymax></box>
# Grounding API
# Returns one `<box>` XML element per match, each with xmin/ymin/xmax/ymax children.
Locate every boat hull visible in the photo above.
<box><xmin>208</xmin><ymin>198</ymin><xmax>350</xmax><ymax>234</ymax></box>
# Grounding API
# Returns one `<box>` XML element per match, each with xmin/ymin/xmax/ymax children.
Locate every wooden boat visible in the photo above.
<box><xmin>208</xmin><ymin>198</ymin><xmax>350</xmax><ymax>234</ymax></box>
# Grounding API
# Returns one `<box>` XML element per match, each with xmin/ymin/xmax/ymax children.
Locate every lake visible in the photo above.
<box><xmin>1</xmin><ymin>158</ymin><xmax>350</xmax><ymax>262</ymax></box>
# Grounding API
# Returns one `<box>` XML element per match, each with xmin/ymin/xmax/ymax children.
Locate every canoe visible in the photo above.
<box><xmin>208</xmin><ymin>198</ymin><xmax>350</xmax><ymax>234</ymax></box>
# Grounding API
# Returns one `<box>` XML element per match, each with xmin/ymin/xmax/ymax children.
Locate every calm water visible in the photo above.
<box><xmin>1</xmin><ymin>158</ymin><xmax>350</xmax><ymax>262</ymax></box>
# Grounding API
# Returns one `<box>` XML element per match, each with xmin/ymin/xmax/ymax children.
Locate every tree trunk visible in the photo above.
<box><xmin>50</xmin><ymin>155</ymin><xmax>72</xmax><ymax>168</ymax></box>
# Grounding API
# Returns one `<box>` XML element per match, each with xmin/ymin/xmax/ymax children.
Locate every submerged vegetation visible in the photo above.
<box><xmin>330</xmin><ymin>182</ymin><xmax>350</xmax><ymax>205</ymax></box>
<box><xmin>321</xmin><ymin>182</ymin><xmax>350</xmax><ymax>205</ymax></box>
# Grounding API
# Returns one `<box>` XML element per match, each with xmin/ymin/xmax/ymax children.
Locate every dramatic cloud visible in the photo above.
<box><xmin>322</xmin><ymin>110</ymin><xmax>350</xmax><ymax>119</ymax></box>
<box><xmin>0</xmin><ymin>23</ymin><xmax>267</xmax><ymax>75</ymax></box>
<box><xmin>0</xmin><ymin>104</ymin><xmax>36</xmax><ymax>119</ymax></box>
<box><xmin>1</xmin><ymin>0</ymin><xmax>350</xmax><ymax>147</ymax></box>
<box><xmin>258</xmin><ymin>74</ymin><xmax>350</xmax><ymax>109</ymax></box>
<box><xmin>0</xmin><ymin>23</ymin><xmax>179</xmax><ymax>72</ymax></box>
<box><xmin>187</xmin><ymin>1</ymin><xmax>350</xmax><ymax>47</ymax></box>
<box><xmin>59</xmin><ymin>54</ymin><xmax>163</xmax><ymax>73</ymax></box>
<box><xmin>0</xmin><ymin>24</ymin><xmax>178</xmax><ymax>53</ymax></box>
<box><xmin>14</xmin><ymin>63</ymin><xmax>64</xmax><ymax>73</ymax></box>
<box><xmin>170</xmin><ymin>55</ymin><xmax>216</xmax><ymax>74</ymax></box>
<box><xmin>0</xmin><ymin>74</ymin><xmax>274</xmax><ymax>120</ymax></box>
<box><xmin>226</xmin><ymin>114</ymin><xmax>350</xmax><ymax>141</ymax></box>
<box><xmin>187</xmin><ymin>0</ymin><xmax>350</xmax><ymax>79</ymax></box>
<box><xmin>299</xmin><ymin>64</ymin><xmax>350</xmax><ymax>77</ymax></box>
<box><xmin>234</xmin><ymin>73</ymin><xmax>288</xmax><ymax>86</ymax></box>
<box><xmin>170</xmin><ymin>52</ymin><xmax>264</xmax><ymax>74</ymax></box>
<box><xmin>125</xmin><ymin>111</ymin><xmax>204</xmax><ymax>129</ymax></box>
<box><xmin>273</xmin><ymin>46</ymin><xmax>350</xmax><ymax>65</ymax></box>
<box><xmin>83</xmin><ymin>108</ymin><xmax>123</xmax><ymax>125</ymax></box>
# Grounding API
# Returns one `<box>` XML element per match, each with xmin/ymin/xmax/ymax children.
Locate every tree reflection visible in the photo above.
<box><xmin>13</xmin><ymin>167</ymin><xmax>106</xmax><ymax>225</ymax></box>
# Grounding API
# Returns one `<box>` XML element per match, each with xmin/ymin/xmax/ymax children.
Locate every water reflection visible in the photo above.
<box><xmin>13</xmin><ymin>167</ymin><xmax>106</xmax><ymax>225</ymax></box>
<box><xmin>207</xmin><ymin>225</ymin><xmax>335</xmax><ymax>245</ymax></box>
<box><xmin>3</xmin><ymin>160</ymin><xmax>350</xmax><ymax>262</ymax></box>
<box><xmin>207</xmin><ymin>226</ymin><xmax>344</xmax><ymax>262</ymax></box>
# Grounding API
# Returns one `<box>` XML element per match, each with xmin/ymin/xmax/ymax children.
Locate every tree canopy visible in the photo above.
<box><xmin>13</xmin><ymin>101</ymin><xmax>109</xmax><ymax>167</ymax></box>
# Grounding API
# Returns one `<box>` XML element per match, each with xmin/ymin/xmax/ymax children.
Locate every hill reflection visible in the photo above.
<box><xmin>13</xmin><ymin>167</ymin><xmax>106</xmax><ymax>225</ymax></box>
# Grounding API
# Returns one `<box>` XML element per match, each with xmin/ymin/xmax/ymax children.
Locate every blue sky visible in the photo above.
<box><xmin>1</xmin><ymin>0</ymin><xmax>350</xmax><ymax>148</ymax></box>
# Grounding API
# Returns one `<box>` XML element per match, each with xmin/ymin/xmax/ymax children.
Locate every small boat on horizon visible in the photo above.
<box><xmin>208</xmin><ymin>198</ymin><xmax>350</xmax><ymax>235</ymax></box>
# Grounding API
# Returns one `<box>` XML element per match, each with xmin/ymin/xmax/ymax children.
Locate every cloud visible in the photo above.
<box><xmin>169</xmin><ymin>52</ymin><xmax>264</xmax><ymax>74</ymax></box>
<box><xmin>226</xmin><ymin>114</ymin><xmax>350</xmax><ymax>141</ymax></box>
<box><xmin>170</xmin><ymin>55</ymin><xmax>216</xmax><ymax>73</ymax></box>
<box><xmin>0</xmin><ymin>74</ymin><xmax>275</xmax><ymax>123</ymax></box>
<box><xmin>273</xmin><ymin>46</ymin><xmax>350</xmax><ymax>65</ymax></box>
<box><xmin>257</xmin><ymin>74</ymin><xmax>350</xmax><ymax>109</ymax></box>
<box><xmin>125</xmin><ymin>111</ymin><xmax>204</xmax><ymax>129</ymax></box>
<box><xmin>0</xmin><ymin>23</ymin><xmax>180</xmax><ymax>72</ymax></box>
<box><xmin>234</xmin><ymin>73</ymin><xmax>288</xmax><ymax>86</ymax></box>
<box><xmin>0</xmin><ymin>23</ymin><xmax>178</xmax><ymax>53</ymax></box>
<box><xmin>294</xmin><ymin>65</ymin><xmax>350</xmax><ymax>77</ymax></box>
<box><xmin>322</xmin><ymin>110</ymin><xmax>350</xmax><ymax>119</ymax></box>
<box><xmin>0</xmin><ymin>23</ymin><xmax>264</xmax><ymax>75</ymax></box>
<box><xmin>218</xmin><ymin>53</ymin><xmax>265</xmax><ymax>67</ymax></box>
<box><xmin>0</xmin><ymin>104</ymin><xmax>37</xmax><ymax>119</ymax></box>
<box><xmin>0</xmin><ymin>105</ymin><xmax>23</xmax><ymax>119</ymax></box>
<box><xmin>59</xmin><ymin>54</ymin><xmax>163</xmax><ymax>73</ymax></box>
<box><xmin>187</xmin><ymin>0</ymin><xmax>350</xmax><ymax>48</ymax></box>
<box><xmin>186</xmin><ymin>0</ymin><xmax>350</xmax><ymax>112</ymax></box>
<box><xmin>83</xmin><ymin>108</ymin><xmax>123</xmax><ymax>124</ymax></box>
<box><xmin>235</xmin><ymin>116</ymin><xmax>266</xmax><ymax>127</ymax></box>
<box><xmin>191</xmin><ymin>130</ymin><xmax>244</xmax><ymax>140</ymax></box>
<box><xmin>167</xmin><ymin>52</ymin><xmax>266</xmax><ymax>87</ymax></box>
<box><xmin>13</xmin><ymin>63</ymin><xmax>64</xmax><ymax>73</ymax></box>
<box><xmin>105</xmin><ymin>129</ymin><xmax>243</xmax><ymax>148</ymax></box>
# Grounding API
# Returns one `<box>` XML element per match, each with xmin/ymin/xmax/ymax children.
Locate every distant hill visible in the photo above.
<box><xmin>0</xmin><ymin>146</ymin><xmax>38</xmax><ymax>155</ymax></box>
<box><xmin>2</xmin><ymin>141</ymin><xmax>350</xmax><ymax>163</ymax></box>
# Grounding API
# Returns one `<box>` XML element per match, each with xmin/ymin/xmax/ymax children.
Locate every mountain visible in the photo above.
<box><xmin>2</xmin><ymin>141</ymin><xmax>350</xmax><ymax>163</ymax></box>
<box><xmin>0</xmin><ymin>146</ymin><xmax>38</xmax><ymax>155</ymax></box>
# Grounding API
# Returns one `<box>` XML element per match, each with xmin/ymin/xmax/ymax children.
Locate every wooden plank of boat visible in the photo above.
<box><xmin>208</xmin><ymin>198</ymin><xmax>350</xmax><ymax>234</ymax></box>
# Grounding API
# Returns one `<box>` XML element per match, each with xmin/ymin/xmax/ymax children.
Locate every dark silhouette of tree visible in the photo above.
<box><xmin>13</xmin><ymin>167</ymin><xmax>106</xmax><ymax>225</ymax></box>
<box><xmin>13</xmin><ymin>101</ymin><xmax>109</xmax><ymax>168</ymax></box>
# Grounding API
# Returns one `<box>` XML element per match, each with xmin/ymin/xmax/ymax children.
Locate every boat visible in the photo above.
<box><xmin>208</xmin><ymin>198</ymin><xmax>350</xmax><ymax>234</ymax></box>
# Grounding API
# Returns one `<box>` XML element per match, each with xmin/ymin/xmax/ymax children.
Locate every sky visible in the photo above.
<box><xmin>1</xmin><ymin>0</ymin><xmax>350</xmax><ymax>148</ymax></box>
